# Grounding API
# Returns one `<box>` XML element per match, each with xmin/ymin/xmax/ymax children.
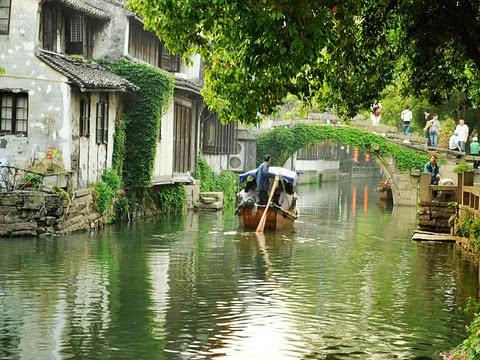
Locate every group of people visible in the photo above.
<box><xmin>371</xmin><ymin>103</ymin><xmax>477</xmax><ymax>156</ymax></box>
<box><xmin>236</xmin><ymin>155</ymin><xmax>297</xmax><ymax>212</ymax></box>
<box><xmin>447</xmin><ymin>118</ymin><xmax>471</xmax><ymax>152</ymax></box>
<box><xmin>423</xmin><ymin>112</ymin><xmax>442</xmax><ymax>148</ymax></box>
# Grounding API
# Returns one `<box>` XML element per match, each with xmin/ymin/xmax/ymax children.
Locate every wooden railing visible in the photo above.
<box><xmin>0</xmin><ymin>166</ymin><xmax>72</xmax><ymax>192</ymax></box>
<box><xmin>419</xmin><ymin>173</ymin><xmax>460</xmax><ymax>203</ymax></box>
<box><xmin>462</xmin><ymin>186</ymin><xmax>480</xmax><ymax>212</ymax></box>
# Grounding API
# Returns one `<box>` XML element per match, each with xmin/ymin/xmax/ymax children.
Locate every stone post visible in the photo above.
<box><xmin>420</xmin><ymin>173</ymin><xmax>432</xmax><ymax>203</ymax></box>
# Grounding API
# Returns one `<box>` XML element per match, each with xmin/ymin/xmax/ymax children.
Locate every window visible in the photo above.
<box><xmin>40</xmin><ymin>4</ymin><xmax>97</xmax><ymax>58</ymax></box>
<box><xmin>201</xmin><ymin>110</ymin><xmax>236</xmax><ymax>154</ymax></box>
<box><xmin>80</xmin><ymin>95</ymin><xmax>90</xmax><ymax>136</ymax></box>
<box><xmin>66</xmin><ymin>14</ymin><xmax>85</xmax><ymax>55</ymax></box>
<box><xmin>128</xmin><ymin>18</ymin><xmax>180</xmax><ymax>72</ymax></box>
<box><xmin>0</xmin><ymin>92</ymin><xmax>28</xmax><ymax>135</ymax></box>
<box><xmin>297</xmin><ymin>142</ymin><xmax>339</xmax><ymax>160</ymax></box>
<box><xmin>41</xmin><ymin>4</ymin><xmax>58</xmax><ymax>51</ymax></box>
<box><xmin>128</xmin><ymin>18</ymin><xmax>161</xmax><ymax>67</ymax></box>
<box><xmin>160</xmin><ymin>43</ymin><xmax>180</xmax><ymax>72</ymax></box>
<box><xmin>173</xmin><ymin>103</ymin><xmax>193</xmax><ymax>173</ymax></box>
<box><xmin>0</xmin><ymin>0</ymin><xmax>11</xmax><ymax>35</ymax></box>
<box><xmin>95</xmin><ymin>96</ymin><xmax>108</xmax><ymax>144</ymax></box>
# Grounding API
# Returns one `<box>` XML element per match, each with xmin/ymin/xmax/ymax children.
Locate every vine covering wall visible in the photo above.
<box><xmin>108</xmin><ymin>59</ymin><xmax>174</xmax><ymax>189</ymax></box>
<box><xmin>256</xmin><ymin>124</ymin><xmax>429</xmax><ymax>172</ymax></box>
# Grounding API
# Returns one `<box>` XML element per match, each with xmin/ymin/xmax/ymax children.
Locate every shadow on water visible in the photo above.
<box><xmin>0</xmin><ymin>176</ymin><xmax>478</xmax><ymax>359</ymax></box>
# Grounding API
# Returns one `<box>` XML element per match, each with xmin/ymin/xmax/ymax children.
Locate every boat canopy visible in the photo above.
<box><xmin>239</xmin><ymin>167</ymin><xmax>298</xmax><ymax>185</ymax></box>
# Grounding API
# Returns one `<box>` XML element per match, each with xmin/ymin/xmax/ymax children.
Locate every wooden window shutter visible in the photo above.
<box><xmin>103</xmin><ymin>102</ymin><xmax>109</xmax><ymax>144</ymax></box>
<box><xmin>96</xmin><ymin>102</ymin><xmax>101</xmax><ymax>144</ymax></box>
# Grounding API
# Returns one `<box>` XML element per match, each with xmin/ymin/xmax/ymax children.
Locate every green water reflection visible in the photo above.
<box><xmin>0</xmin><ymin>177</ymin><xmax>478</xmax><ymax>359</ymax></box>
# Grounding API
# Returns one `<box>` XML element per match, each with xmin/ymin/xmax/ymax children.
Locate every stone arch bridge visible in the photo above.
<box><xmin>256</xmin><ymin>124</ymin><xmax>464</xmax><ymax>206</ymax></box>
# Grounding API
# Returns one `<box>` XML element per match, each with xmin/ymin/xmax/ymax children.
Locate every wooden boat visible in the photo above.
<box><xmin>237</xmin><ymin>204</ymin><xmax>297</xmax><ymax>231</ymax></box>
<box><xmin>377</xmin><ymin>180</ymin><xmax>392</xmax><ymax>201</ymax></box>
<box><xmin>237</xmin><ymin>166</ymin><xmax>299</xmax><ymax>231</ymax></box>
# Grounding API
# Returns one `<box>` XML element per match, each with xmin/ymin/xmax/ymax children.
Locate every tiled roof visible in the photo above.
<box><xmin>175</xmin><ymin>77</ymin><xmax>202</xmax><ymax>95</ymax></box>
<box><xmin>43</xmin><ymin>0</ymin><xmax>110</xmax><ymax>20</ymax></box>
<box><xmin>36</xmin><ymin>50</ymin><xmax>138</xmax><ymax>92</ymax></box>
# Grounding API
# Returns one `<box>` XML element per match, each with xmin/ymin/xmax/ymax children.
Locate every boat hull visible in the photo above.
<box><xmin>238</xmin><ymin>206</ymin><xmax>296</xmax><ymax>231</ymax></box>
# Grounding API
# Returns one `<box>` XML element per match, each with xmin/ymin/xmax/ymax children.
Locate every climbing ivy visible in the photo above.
<box><xmin>150</xmin><ymin>184</ymin><xmax>186</xmax><ymax>214</ymax></box>
<box><xmin>193</xmin><ymin>156</ymin><xmax>238</xmax><ymax>212</ymax></box>
<box><xmin>454</xmin><ymin>210</ymin><xmax>480</xmax><ymax>252</ymax></box>
<box><xmin>256</xmin><ymin>124</ymin><xmax>429</xmax><ymax>172</ymax></box>
<box><xmin>449</xmin><ymin>296</ymin><xmax>480</xmax><ymax>358</ymax></box>
<box><xmin>92</xmin><ymin>169</ymin><xmax>122</xmax><ymax>215</ymax></box>
<box><xmin>112</xmin><ymin>113</ymin><xmax>126</xmax><ymax>177</ymax></box>
<box><xmin>108</xmin><ymin>59</ymin><xmax>174</xmax><ymax>189</ymax></box>
<box><xmin>447</xmin><ymin>212</ymin><xmax>480</xmax><ymax>359</ymax></box>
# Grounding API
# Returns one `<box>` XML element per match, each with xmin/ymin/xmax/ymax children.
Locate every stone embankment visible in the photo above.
<box><xmin>0</xmin><ymin>189</ymin><xmax>105</xmax><ymax>237</ymax></box>
<box><xmin>417</xmin><ymin>201</ymin><xmax>456</xmax><ymax>234</ymax></box>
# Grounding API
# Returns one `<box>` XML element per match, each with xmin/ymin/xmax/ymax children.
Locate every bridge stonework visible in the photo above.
<box><xmin>376</xmin><ymin>154</ymin><xmax>458</xmax><ymax>206</ymax></box>
<box><xmin>258</xmin><ymin>123</ymin><xmax>464</xmax><ymax>206</ymax></box>
<box><xmin>375</xmin><ymin>155</ymin><xmax>418</xmax><ymax>206</ymax></box>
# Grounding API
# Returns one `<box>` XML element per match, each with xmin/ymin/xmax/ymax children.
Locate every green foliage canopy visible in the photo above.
<box><xmin>128</xmin><ymin>0</ymin><xmax>480</xmax><ymax>123</ymax></box>
<box><xmin>256</xmin><ymin>124</ymin><xmax>429</xmax><ymax>172</ymax></box>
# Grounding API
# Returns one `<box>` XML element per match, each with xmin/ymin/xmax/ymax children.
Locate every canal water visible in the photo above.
<box><xmin>0</xmin><ymin>177</ymin><xmax>478</xmax><ymax>359</ymax></box>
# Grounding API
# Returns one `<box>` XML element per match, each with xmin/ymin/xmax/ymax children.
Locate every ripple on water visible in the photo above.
<box><xmin>0</xmin><ymin>178</ymin><xmax>477</xmax><ymax>359</ymax></box>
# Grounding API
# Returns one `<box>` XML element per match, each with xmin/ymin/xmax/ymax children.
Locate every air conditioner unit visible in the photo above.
<box><xmin>227</xmin><ymin>141</ymin><xmax>245</xmax><ymax>172</ymax></box>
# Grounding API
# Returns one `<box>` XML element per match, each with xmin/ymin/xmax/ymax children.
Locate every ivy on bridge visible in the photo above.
<box><xmin>256</xmin><ymin>124</ymin><xmax>429</xmax><ymax>172</ymax></box>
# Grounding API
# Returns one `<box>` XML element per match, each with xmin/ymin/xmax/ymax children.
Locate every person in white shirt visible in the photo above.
<box><xmin>278</xmin><ymin>182</ymin><xmax>297</xmax><ymax>212</ymax></box>
<box><xmin>237</xmin><ymin>179</ymin><xmax>258</xmax><ymax>205</ymax></box>
<box><xmin>449</xmin><ymin>131</ymin><xmax>461</xmax><ymax>152</ymax></box>
<box><xmin>455</xmin><ymin>119</ymin><xmax>469</xmax><ymax>152</ymax></box>
<box><xmin>401</xmin><ymin>105</ymin><xmax>413</xmax><ymax>135</ymax></box>
<box><xmin>429</xmin><ymin>114</ymin><xmax>441</xmax><ymax>148</ymax></box>
<box><xmin>370</xmin><ymin>103</ymin><xmax>382</xmax><ymax>126</ymax></box>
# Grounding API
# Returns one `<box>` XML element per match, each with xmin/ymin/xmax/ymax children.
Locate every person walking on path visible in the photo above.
<box><xmin>455</xmin><ymin>119</ymin><xmax>469</xmax><ymax>152</ymax></box>
<box><xmin>371</xmin><ymin>103</ymin><xmax>382</xmax><ymax>126</ymax></box>
<box><xmin>429</xmin><ymin>114</ymin><xmax>441</xmax><ymax>148</ymax></box>
<box><xmin>401</xmin><ymin>105</ymin><xmax>413</xmax><ymax>135</ymax></box>
<box><xmin>256</xmin><ymin>155</ymin><xmax>272</xmax><ymax>205</ymax></box>
<box><xmin>470</xmin><ymin>136</ymin><xmax>480</xmax><ymax>169</ymax></box>
<box><xmin>424</xmin><ymin>154</ymin><xmax>440</xmax><ymax>185</ymax></box>
<box><xmin>424</xmin><ymin>112</ymin><xmax>432</xmax><ymax>146</ymax></box>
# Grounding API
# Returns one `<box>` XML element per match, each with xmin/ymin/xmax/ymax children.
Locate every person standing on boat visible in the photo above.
<box><xmin>257</xmin><ymin>155</ymin><xmax>272</xmax><ymax>205</ymax></box>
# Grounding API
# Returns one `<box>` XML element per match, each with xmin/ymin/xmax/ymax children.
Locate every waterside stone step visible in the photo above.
<box><xmin>411</xmin><ymin>230</ymin><xmax>456</xmax><ymax>242</ymax></box>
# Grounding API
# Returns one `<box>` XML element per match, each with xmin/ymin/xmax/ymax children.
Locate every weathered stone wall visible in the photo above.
<box><xmin>418</xmin><ymin>202</ymin><xmax>456</xmax><ymax>233</ymax></box>
<box><xmin>0</xmin><ymin>189</ymin><xmax>105</xmax><ymax>237</ymax></box>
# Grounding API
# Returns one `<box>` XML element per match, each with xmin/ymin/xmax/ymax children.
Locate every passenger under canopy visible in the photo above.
<box><xmin>238</xmin><ymin>167</ymin><xmax>298</xmax><ymax>185</ymax></box>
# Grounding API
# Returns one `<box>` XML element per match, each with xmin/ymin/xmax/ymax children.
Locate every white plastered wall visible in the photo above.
<box><xmin>0</xmin><ymin>0</ymin><xmax>72</xmax><ymax>171</ymax></box>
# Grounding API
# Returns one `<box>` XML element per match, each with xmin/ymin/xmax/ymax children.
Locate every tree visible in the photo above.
<box><xmin>128</xmin><ymin>0</ymin><xmax>480</xmax><ymax>124</ymax></box>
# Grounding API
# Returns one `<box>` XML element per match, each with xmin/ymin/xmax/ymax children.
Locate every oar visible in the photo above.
<box><xmin>256</xmin><ymin>175</ymin><xmax>279</xmax><ymax>234</ymax></box>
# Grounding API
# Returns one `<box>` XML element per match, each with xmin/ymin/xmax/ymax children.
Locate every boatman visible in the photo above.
<box><xmin>257</xmin><ymin>155</ymin><xmax>272</xmax><ymax>205</ymax></box>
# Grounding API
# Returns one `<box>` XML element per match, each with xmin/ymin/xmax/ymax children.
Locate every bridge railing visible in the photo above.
<box><xmin>419</xmin><ymin>173</ymin><xmax>460</xmax><ymax>203</ymax></box>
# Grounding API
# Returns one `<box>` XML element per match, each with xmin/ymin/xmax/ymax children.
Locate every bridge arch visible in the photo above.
<box><xmin>256</xmin><ymin>124</ymin><xmax>431</xmax><ymax>206</ymax></box>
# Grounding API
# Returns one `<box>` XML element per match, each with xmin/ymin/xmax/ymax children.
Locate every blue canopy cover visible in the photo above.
<box><xmin>239</xmin><ymin>167</ymin><xmax>298</xmax><ymax>185</ymax></box>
